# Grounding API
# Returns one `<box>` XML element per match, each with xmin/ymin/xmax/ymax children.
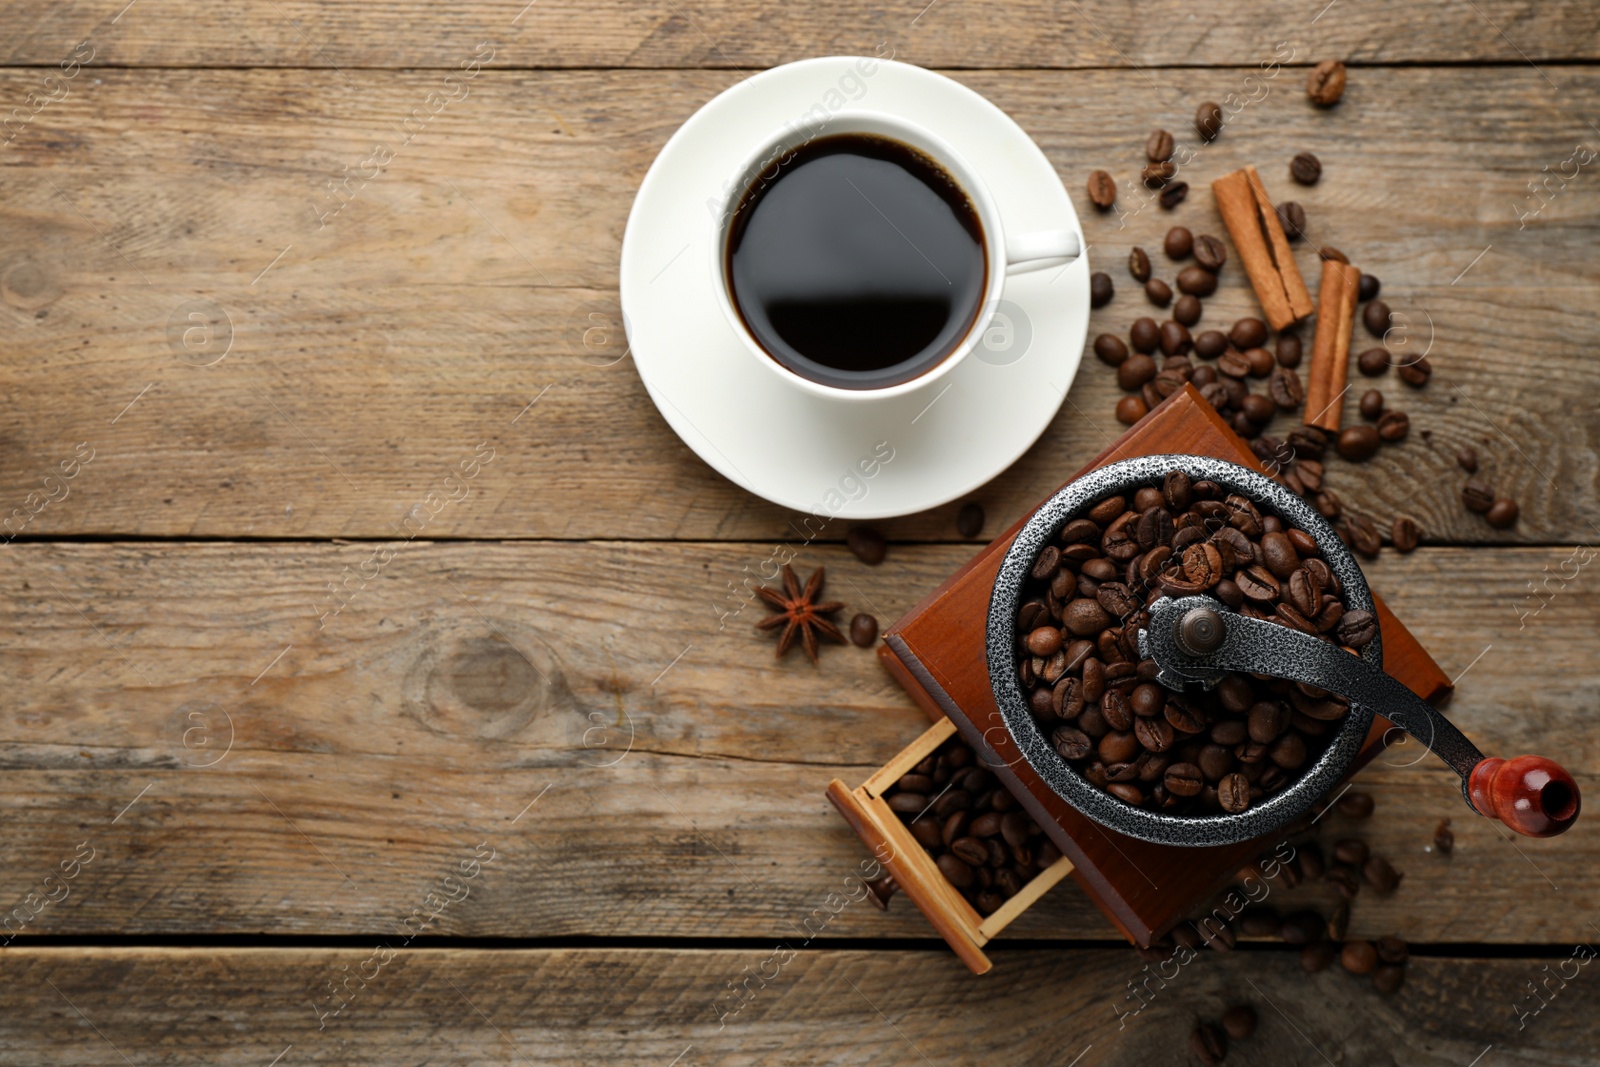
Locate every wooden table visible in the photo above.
<box><xmin>2</xmin><ymin>2</ymin><xmax>1597</xmax><ymax>1062</ymax></box>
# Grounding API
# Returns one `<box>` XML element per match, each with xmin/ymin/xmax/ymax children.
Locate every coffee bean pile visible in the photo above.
<box><xmin>1015</xmin><ymin>468</ymin><xmax>1375</xmax><ymax>815</ymax></box>
<box><xmin>882</xmin><ymin>735</ymin><xmax>1063</xmax><ymax>916</ymax></box>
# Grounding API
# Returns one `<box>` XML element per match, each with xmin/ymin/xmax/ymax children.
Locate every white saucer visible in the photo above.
<box><xmin>620</xmin><ymin>57</ymin><xmax>1089</xmax><ymax>520</ymax></box>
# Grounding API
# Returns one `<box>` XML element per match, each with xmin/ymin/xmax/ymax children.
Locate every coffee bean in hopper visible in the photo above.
<box><xmin>1195</xmin><ymin>101</ymin><xmax>1224</xmax><ymax>142</ymax></box>
<box><xmin>1307</xmin><ymin>59</ymin><xmax>1347</xmax><ymax>106</ymax></box>
<box><xmin>846</xmin><ymin>526</ymin><xmax>887</xmax><ymax>565</ymax></box>
<box><xmin>1290</xmin><ymin>152</ymin><xmax>1323</xmax><ymax>185</ymax></box>
<box><xmin>1087</xmin><ymin>169</ymin><xmax>1117</xmax><ymax>210</ymax></box>
<box><xmin>1090</xmin><ymin>271</ymin><xmax>1115</xmax><ymax>308</ymax></box>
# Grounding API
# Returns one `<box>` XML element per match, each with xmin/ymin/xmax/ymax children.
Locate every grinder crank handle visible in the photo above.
<box><xmin>1141</xmin><ymin>596</ymin><xmax>1580</xmax><ymax>838</ymax></box>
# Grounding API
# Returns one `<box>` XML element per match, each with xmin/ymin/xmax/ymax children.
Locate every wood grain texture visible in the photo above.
<box><xmin>4</xmin><ymin>0</ymin><xmax>1600</xmax><ymax>68</ymax></box>
<box><xmin>0</xmin><ymin>540</ymin><xmax>1594</xmax><ymax>943</ymax></box>
<box><xmin>3</xmin><ymin>947</ymin><xmax>1597</xmax><ymax>1066</ymax></box>
<box><xmin>2</xmin><ymin>67</ymin><xmax>1598</xmax><ymax>541</ymax></box>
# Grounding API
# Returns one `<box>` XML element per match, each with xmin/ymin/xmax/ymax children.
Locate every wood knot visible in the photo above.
<box><xmin>402</xmin><ymin>619</ymin><xmax>573</xmax><ymax>741</ymax></box>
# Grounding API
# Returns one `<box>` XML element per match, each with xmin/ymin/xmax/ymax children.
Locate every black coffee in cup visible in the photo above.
<box><xmin>725</xmin><ymin>133</ymin><xmax>987</xmax><ymax>390</ymax></box>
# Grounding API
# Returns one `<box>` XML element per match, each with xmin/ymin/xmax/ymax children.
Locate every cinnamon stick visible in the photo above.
<box><xmin>1211</xmin><ymin>166</ymin><xmax>1314</xmax><ymax>330</ymax></box>
<box><xmin>1304</xmin><ymin>258</ymin><xmax>1362</xmax><ymax>432</ymax></box>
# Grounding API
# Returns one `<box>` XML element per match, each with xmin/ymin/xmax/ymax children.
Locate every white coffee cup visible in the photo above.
<box><xmin>709</xmin><ymin>110</ymin><xmax>1081</xmax><ymax>402</ymax></box>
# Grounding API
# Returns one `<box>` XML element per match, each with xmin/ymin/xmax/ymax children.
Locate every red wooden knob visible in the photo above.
<box><xmin>1468</xmin><ymin>756</ymin><xmax>1581</xmax><ymax>838</ymax></box>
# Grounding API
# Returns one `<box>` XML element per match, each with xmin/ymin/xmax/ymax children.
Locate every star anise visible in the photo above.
<box><xmin>755</xmin><ymin>564</ymin><xmax>846</xmax><ymax>663</ymax></box>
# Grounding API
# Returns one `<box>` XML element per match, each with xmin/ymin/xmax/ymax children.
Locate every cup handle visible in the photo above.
<box><xmin>1004</xmin><ymin>229</ymin><xmax>1082</xmax><ymax>275</ymax></box>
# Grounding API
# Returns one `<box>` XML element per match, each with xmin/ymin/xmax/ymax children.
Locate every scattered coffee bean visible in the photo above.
<box><xmin>1341</xmin><ymin>940</ymin><xmax>1379</xmax><ymax>975</ymax></box>
<box><xmin>1164</xmin><ymin>226</ymin><xmax>1194</xmax><ymax>259</ymax></box>
<box><xmin>850</xmin><ymin>613</ymin><xmax>879</xmax><ymax>647</ymax></box>
<box><xmin>1087</xmin><ymin>169</ymin><xmax>1117</xmax><ymax>210</ymax></box>
<box><xmin>1115</xmin><ymin>395</ymin><xmax>1149</xmax><ymax>425</ymax></box>
<box><xmin>1191</xmin><ymin>1022</ymin><xmax>1227</xmax><ymax>1066</ymax></box>
<box><xmin>1356</xmin><ymin>347</ymin><xmax>1390</xmax><ymax>377</ymax></box>
<box><xmin>1195</xmin><ymin>101</ymin><xmax>1224</xmax><ymax>142</ymax></box>
<box><xmin>1145</xmin><ymin>278</ymin><xmax>1173</xmax><ymax>307</ymax></box>
<box><xmin>1129</xmin><ymin>247</ymin><xmax>1152</xmax><ymax>282</ymax></box>
<box><xmin>1301</xmin><ymin>942</ymin><xmax>1337</xmax><ymax>972</ymax></box>
<box><xmin>1130</xmin><ymin>317</ymin><xmax>1160</xmax><ymax>353</ymax></box>
<box><xmin>1486</xmin><ymin>498</ymin><xmax>1519</xmax><ymax>528</ymax></box>
<box><xmin>1364</xmin><ymin>854</ymin><xmax>1401</xmax><ymax>892</ymax></box>
<box><xmin>1376</xmin><ymin>936</ymin><xmax>1409</xmax><ymax>966</ymax></box>
<box><xmin>1090</xmin><ymin>271</ymin><xmax>1115</xmax><ymax>308</ymax></box>
<box><xmin>1222</xmin><ymin>1005</ymin><xmax>1258</xmax><ymax>1040</ymax></box>
<box><xmin>1373</xmin><ymin>965</ymin><xmax>1406</xmax><ymax>995</ymax></box>
<box><xmin>1434</xmin><ymin>817</ymin><xmax>1454</xmax><ymax>855</ymax></box>
<box><xmin>1391</xmin><ymin>515</ymin><xmax>1422</xmax><ymax>553</ymax></box>
<box><xmin>1142</xmin><ymin>160</ymin><xmax>1176</xmax><ymax>189</ymax></box>
<box><xmin>1277</xmin><ymin>200</ymin><xmax>1307</xmax><ymax>241</ymax></box>
<box><xmin>1343</xmin><ymin>514</ymin><xmax>1382</xmax><ymax>558</ymax></box>
<box><xmin>957</xmin><ymin>502</ymin><xmax>985</xmax><ymax>538</ymax></box>
<box><xmin>1160</xmin><ymin>320</ymin><xmax>1192</xmax><ymax>355</ymax></box>
<box><xmin>1177</xmin><ymin>265</ymin><xmax>1218</xmax><ymax>296</ymax></box>
<box><xmin>1359</xmin><ymin>273</ymin><xmax>1381</xmax><ymax>302</ymax></box>
<box><xmin>1195</xmin><ymin>330</ymin><xmax>1228</xmax><ymax>359</ymax></box>
<box><xmin>1336</xmin><ymin>425</ymin><xmax>1380</xmax><ymax>461</ymax></box>
<box><xmin>1371</xmin><ymin>409</ymin><xmax>1408</xmax><ymax>444</ymax></box>
<box><xmin>1333</xmin><ymin>838</ymin><xmax>1369</xmax><ymax>866</ymax></box>
<box><xmin>1363</xmin><ymin>300</ymin><xmax>1391</xmax><ymax>337</ymax></box>
<box><xmin>1359</xmin><ymin>389</ymin><xmax>1384</xmax><ymax>420</ymax></box>
<box><xmin>1229</xmin><ymin>317</ymin><xmax>1268</xmax><ymax>350</ymax></box>
<box><xmin>1461</xmin><ymin>478</ymin><xmax>1495</xmax><ymax>513</ymax></box>
<box><xmin>1338</xmin><ymin>791</ymin><xmax>1375</xmax><ymax>818</ymax></box>
<box><xmin>1307</xmin><ymin>59</ymin><xmax>1347</xmax><ymax>106</ymax></box>
<box><xmin>1159</xmin><ymin>181</ymin><xmax>1190</xmax><ymax>210</ymax></box>
<box><xmin>1174</xmin><ymin>294</ymin><xmax>1203</xmax><ymax>326</ymax></box>
<box><xmin>1290</xmin><ymin>151</ymin><xmax>1322</xmax><ymax>185</ymax></box>
<box><xmin>1094</xmin><ymin>333</ymin><xmax>1130</xmax><ymax>367</ymax></box>
<box><xmin>1147</xmin><ymin>128</ymin><xmax>1175</xmax><ymax>163</ymax></box>
<box><xmin>846</xmin><ymin>526</ymin><xmax>888</xmax><ymax>565</ymax></box>
<box><xmin>1276</xmin><ymin>333</ymin><xmax>1303</xmax><ymax>368</ymax></box>
<box><xmin>1192</xmin><ymin>233</ymin><xmax>1226</xmax><ymax>272</ymax></box>
<box><xmin>1456</xmin><ymin>445</ymin><xmax>1478</xmax><ymax>473</ymax></box>
<box><xmin>1397</xmin><ymin>355</ymin><xmax>1432</xmax><ymax>387</ymax></box>
<box><xmin>1269</xmin><ymin>366</ymin><xmax>1303</xmax><ymax>410</ymax></box>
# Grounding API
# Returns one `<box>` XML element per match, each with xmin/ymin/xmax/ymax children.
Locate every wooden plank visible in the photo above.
<box><xmin>1</xmin><ymin>66</ymin><xmax>1596</xmax><ymax>541</ymax></box>
<box><xmin>2</xmin><ymin>947</ymin><xmax>1597</xmax><ymax>1065</ymax></box>
<box><xmin>0</xmin><ymin>540</ymin><xmax>1595</xmax><ymax>943</ymax></box>
<box><xmin>3</xmin><ymin>1</ymin><xmax>1600</xmax><ymax>68</ymax></box>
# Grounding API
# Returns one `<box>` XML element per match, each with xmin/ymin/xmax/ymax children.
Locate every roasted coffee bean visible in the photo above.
<box><xmin>1191</xmin><ymin>1022</ymin><xmax>1227</xmax><ymax>1066</ymax></box>
<box><xmin>1373</xmin><ymin>965</ymin><xmax>1406</xmax><ymax>995</ymax></box>
<box><xmin>1090</xmin><ymin>270</ymin><xmax>1115</xmax><ymax>308</ymax></box>
<box><xmin>1063</xmin><ymin>598</ymin><xmax>1112</xmax><ymax>636</ymax></box>
<box><xmin>1393</xmin><ymin>354</ymin><xmax>1431</xmax><ymax>388</ymax></box>
<box><xmin>1173</xmin><ymin>294</ymin><xmax>1203</xmax><ymax>326</ymax></box>
<box><xmin>1456</xmin><ymin>445</ymin><xmax>1479</xmax><ymax>472</ymax></box>
<box><xmin>1337</xmin><ymin>424</ymin><xmax>1381</xmax><ymax>461</ymax></box>
<box><xmin>888</xmin><ymin>792</ymin><xmax>928</xmax><ymax>814</ymax></box>
<box><xmin>1176</xmin><ymin>265</ymin><xmax>1218</xmax><ymax>296</ymax></box>
<box><xmin>1487</xmin><ymin>498</ymin><xmax>1519</xmax><ymax>528</ymax></box>
<box><xmin>1229</xmin><ymin>317</ymin><xmax>1268</xmax><ymax>350</ymax></box>
<box><xmin>1218</xmin><ymin>772</ymin><xmax>1251</xmax><ymax>812</ymax></box>
<box><xmin>1146</xmin><ymin>128</ymin><xmax>1175</xmax><ymax>163</ymax></box>
<box><xmin>1377</xmin><ymin>409</ymin><xmax>1410</xmax><ymax>442</ymax></box>
<box><xmin>936</xmin><ymin>853</ymin><xmax>975</xmax><ymax>889</ymax></box>
<box><xmin>909</xmin><ymin>818</ymin><xmax>943</xmax><ymax>848</ymax></box>
<box><xmin>1193</xmin><ymin>234</ymin><xmax>1227</xmax><ymax>272</ymax></box>
<box><xmin>1276</xmin><ymin>332</ymin><xmax>1303</xmax><ymax>368</ymax></box>
<box><xmin>957</xmin><ymin>502</ymin><xmax>985</xmax><ymax>538</ymax></box>
<box><xmin>1093</xmin><ymin>334</ymin><xmax>1129</xmax><ymax>368</ymax></box>
<box><xmin>1307</xmin><ymin>59</ymin><xmax>1347</xmax><ymax>105</ymax></box>
<box><xmin>1135</xmin><ymin>716</ymin><xmax>1174</xmax><ymax>753</ymax></box>
<box><xmin>1087</xmin><ymin>169</ymin><xmax>1117</xmax><ymax>209</ymax></box>
<box><xmin>1343</xmin><ymin>513</ymin><xmax>1382</xmax><ymax>558</ymax></box>
<box><xmin>1159</xmin><ymin>319</ymin><xmax>1192</xmax><ymax>355</ymax></box>
<box><xmin>1268</xmin><ymin>366</ymin><xmax>1303</xmax><ymax>410</ymax></box>
<box><xmin>1356</xmin><ymin>347</ymin><xmax>1390</xmax><ymax>377</ymax></box>
<box><xmin>1277</xmin><ymin>200</ymin><xmax>1307</xmax><ymax>241</ymax></box>
<box><xmin>1244</xmin><ymin>347</ymin><xmax>1275</xmax><ymax>377</ymax></box>
<box><xmin>1216</xmin><ymin>349</ymin><xmax>1251</xmax><ymax>379</ymax></box>
<box><xmin>1127</xmin><ymin>319</ymin><xmax>1159</xmax><ymax>356</ymax></box>
<box><xmin>1248</xmin><ymin>700</ymin><xmax>1289</xmax><ymax>743</ymax></box>
<box><xmin>1089</xmin><ymin>496</ymin><xmax>1127</xmax><ymax>525</ymax></box>
<box><xmin>1031</xmin><ymin>544</ymin><xmax>1061</xmax><ymax>581</ymax></box>
<box><xmin>1341</xmin><ymin>940</ymin><xmax>1379</xmax><ymax>975</ymax></box>
<box><xmin>950</xmin><ymin>837</ymin><xmax>988</xmax><ymax>866</ymax></box>
<box><xmin>1222</xmin><ymin>1004</ymin><xmax>1258</xmax><ymax>1040</ymax></box>
<box><xmin>1241</xmin><ymin>392</ymin><xmax>1276</xmax><ymax>424</ymax></box>
<box><xmin>1361</xmin><ymin>856</ymin><xmax>1401</xmax><ymax>893</ymax></box>
<box><xmin>1141</xmin><ymin>160</ymin><xmax>1175</xmax><ymax>189</ymax></box>
<box><xmin>1359</xmin><ymin>273</ymin><xmax>1381</xmax><ymax>302</ymax></box>
<box><xmin>1158</xmin><ymin>181</ymin><xmax>1189</xmax><ymax>210</ymax></box>
<box><xmin>1053</xmin><ymin>725</ymin><xmax>1091</xmax><ymax>761</ymax></box>
<box><xmin>1290</xmin><ymin>151</ymin><xmax>1322</xmax><ymax>185</ymax></box>
<box><xmin>1194</xmin><ymin>329</ymin><xmax>1228</xmax><ymax>359</ymax></box>
<box><xmin>1164</xmin><ymin>226</ymin><xmax>1194</xmax><ymax>259</ymax></box>
<box><xmin>1145</xmin><ymin>277</ymin><xmax>1173</xmax><ymax>307</ymax></box>
<box><xmin>1335</xmin><ymin>608</ymin><xmax>1377</xmax><ymax>648</ymax></box>
<box><xmin>1128</xmin><ymin>247</ymin><xmax>1152</xmax><ymax>282</ymax></box>
<box><xmin>1376</xmin><ymin>936</ymin><xmax>1409</xmax><ymax>966</ymax></box>
<box><xmin>1461</xmin><ymin>478</ymin><xmax>1495</xmax><ymax>513</ymax></box>
<box><xmin>1363</xmin><ymin>299</ymin><xmax>1391</xmax><ymax>337</ymax></box>
<box><xmin>1163</xmin><ymin>469</ymin><xmax>1193</xmax><ymax>511</ymax></box>
<box><xmin>1195</xmin><ymin>101</ymin><xmax>1224</xmax><ymax>142</ymax></box>
<box><xmin>1391</xmin><ymin>516</ymin><xmax>1421</xmax><ymax>553</ymax></box>
<box><xmin>1359</xmin><ymin>389</ymin><xmax>1384</xmax><ymax>420</ymax></box>
<box><xmin>1164</xmin><ymin>762</ymin><xmax>1205</xmax><ymax>797</ymax></box>
<box><xmin>1301</xmin><ymin>941</ymin><xmax>1337</xmax><ymax>972</ymax></box>
<box><xmin>846</xmin><ymin>526</ymin><xmax>887</xmax><ymax>565</ymax></box>
<box><xmin>849</xmin><ymin>613</ymin><xmax>879</xmax><ymax>647</ymax></box>
<box><xmin>1333</xmin><ymin>838</ymin><xmax>1369</xmax><ymax>866</ymax></box>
